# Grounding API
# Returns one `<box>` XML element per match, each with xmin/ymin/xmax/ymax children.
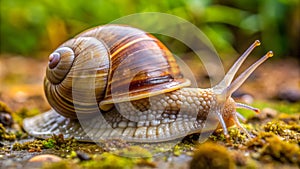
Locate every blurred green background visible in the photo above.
<box><xmin>0</xmin><ymin>0</ymin><xmax>299</xmax><ymax>58</ymax></box>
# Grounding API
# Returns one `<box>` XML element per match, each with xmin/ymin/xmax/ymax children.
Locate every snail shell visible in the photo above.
<box><xmin>44</xmin><ymin>25</ymin><xmax>190</xmax><ymax>119</ymax></box>
<box><xmin>23</xmin><ymin>25</ymin><xmax>272</xmax><ymax>142</ymax></box>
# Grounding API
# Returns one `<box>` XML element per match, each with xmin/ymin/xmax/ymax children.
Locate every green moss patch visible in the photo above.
<box><xmin>0</xmin><ymin>101</ymin><xmax>13</xmax><ymax>114</ymax></box>
<box><xmin>190</xmin><ymin>142</ymin><xmax>235</xmax><ymax>169</ymax></box>
<box><xmin>0</xmin><ymin>123</ymin><xmax>16</xmax><ymax>141</ymax></box>
<box><xmin>41</xmin><ymin>150</ymin><xmax>156</xmax><ymax>169</ymax></box>
<box><xmin>12</xmin><ymin>108</ymin><xmax>41</xmax><ymax>125</ymax></box>
<box><xmin>12</xmin><ymin>134</ymin><xmax>78</xmax><ymax>152</ymax></box>
<box><xmin>247</xmin><ymin>132</ymin><xmax>300</xmax><ymax>165</ymax></box>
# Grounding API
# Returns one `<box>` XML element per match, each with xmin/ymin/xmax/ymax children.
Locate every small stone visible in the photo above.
<box><xmin>76</xmin><ymin>151</ymin><xmax>91</xmax><ymax>161</ymax></box>
<box><xmin>0</xmin><ymin>113</ymin><xmax>13</xmax><ymax>127</ymax></box>
<box><xmin>232</xmin><ymin>92</ymin><xmax>254</xmax><ymax>104</ymax></box>
<box><xmin>25</xmin><ymin>154</ymin><xmax>62</xmax><ymax>169</ymax></box>
<box><xmin>28</xmin><ymin>154</ymin><xmax>62</xmax><ymax>162</ymax></box>
<box><xmin>0</xmin><ymin>101</ymin><xmax>13</xmax><ymax>127</ymax></box>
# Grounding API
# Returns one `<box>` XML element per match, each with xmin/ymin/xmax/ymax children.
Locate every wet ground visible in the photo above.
<box><xmin>0</xmin><ymin>55</ymin><xmax>299</xmax><ymax>169</ymax></box>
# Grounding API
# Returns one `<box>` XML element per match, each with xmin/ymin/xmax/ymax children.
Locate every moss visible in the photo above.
<box><xmin>115</xmin><ymin>146</ymin><xmax>156</xmax><ymax>168</ymax></box>
<box><xmin>246</xmin><ymin>132</ymin><xmax>273</xmax><ymax>151</ymax></box>
<box><xmin>80</xmin><ymin>152</ymin><xmax>135</xmax><ymax>169</ymax></box>
<box><xmin>264</xmin><ymin>121</ymin><xmax>288</xmax><ymax>135</ymax></box>
<box><xmin>12</xmin><ymin>134</ymin><xmax>78</xmax><ymax>152</ymax></box>
<box><xmin>0</xmin><ymin>115</ymin><xmax>27</xmax><ymax>141</ymax></box>
<box><xmin>55</xmin><ymin>146</ymin><xmax>155</xmax><ymax>169</ymax></box>
<box><xmin>15</xmin><ymin>130</ymin><xmax>28</xmax><ymax>139</ymax></box>
<box><xmin>68</xmin><ymin>151</ymin><xmax>78</xmax><ymax>159</ymax></box>
<box><xmin>278</xmin><ymin>113</ymin><xmax>300</xmax><ymax>125</ymax></box>
<box><xmin>17</xmin><ymin>107</ymin><xmax>41</xmax><ymax>118</ymax></box>
<box><xmin>247</xmin><ymin>132</ymin><xmax>300</xmax><ymax>165</ymax></box>
<box><xmin>209</xmin><ymin>130</ymin><xmax>226</xmax><ymax>142</ymax></box>
<box><xmin>0</xmin><ymin>123</ymin><xmax>16</xmax><ymax>141</ymax></box>
<box><xmin>42</xmin><ymin>138</ymin><xmax>56</xmax><ymax>148</ymax></box>
<box><xmin>263</xmin><ymin>120</ymin><xmax>300</xmax><ymax>143</ymax></box>
<box><xmin>190</xmin><ymin>142</ymin><xmax>235</xmax><ymax>169</ymax></box>
<box><xmin>12</xmin><ymin>107</ymin><xmax>41</xmax><ymax>125</ymax></box>
<box><xmin>0</xmin><ymin>101</ymin><xmax>13</xmax><ymax>114</ymax></box>
<box><xmin>261</xmin><ymin>135</ymin><xmax>300</xmax><ymax>164</ymax></box>
<box><xmin>210</xmin><ymin>126</ymin><xmax>249</xmax><ymax>145</ymax></box>
<box><xmin>13</xmin><ymin>138</ymin><xmax>155</xmax><ymax>168</ymax></box>
<box><xmin>172</xmin><ymin>142</ymin><xmax>194</xmax><ymax>156</ymax></box>
<box><xmin>173</xmin><ymin>144</ymin><xmax>182</xmax><ymax>156</ymax></box>
<box><xmin>13</xmin><ymin>140</ymin><xmax>43</xmax><ymax>152</ymax></box>
<box><xmin>42</xmin><ymin>160</ymin><xmax>78</xmax><ymax>169</ymax></box>
<box><xmin>115</xmin><ymin>145</ymin><xmax>152</xmax><ymax>158</ymax></box>
<box><xmin>76</xmin><ymin>143</ymin><xmax>103</xmax><ymax>154</ymax></box>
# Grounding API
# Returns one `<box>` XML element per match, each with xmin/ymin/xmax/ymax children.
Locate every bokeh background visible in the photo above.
<box><xmin>1</xmin><ymin>0</ymin><xmax>299</xmax><ymax>58</ymax></box>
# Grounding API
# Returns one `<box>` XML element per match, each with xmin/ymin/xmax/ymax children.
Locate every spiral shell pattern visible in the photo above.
<box><xmin>44</xmin><ymin>25</ymin><xmax>190</xmax><ymax>119</ymax></box>
<box><xmin>45</xmin><ymin>37</ymin><xmax>110</xmax><ymax>119</ymax></box>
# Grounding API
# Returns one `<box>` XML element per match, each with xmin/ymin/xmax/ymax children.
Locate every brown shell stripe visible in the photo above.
<box><xmin>105</xmin><ymin>34</ymin><xmax>182</xmax><ymax>98</ymax></box>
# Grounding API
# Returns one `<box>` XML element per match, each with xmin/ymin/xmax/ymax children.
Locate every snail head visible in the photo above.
<box><xmin>212</xmin><ymin>40</ymin><xmax>273</xmax><ymax>137</ymax></box>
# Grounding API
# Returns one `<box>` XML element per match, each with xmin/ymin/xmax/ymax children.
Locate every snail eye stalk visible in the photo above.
<box><xmin>223</xmin><ymin>40</ymin><xmax>261</xmax><ymax>87</ymax></box>
<box><xmin>223</xmin><ymin>51</ymin><xmax>273</xmax><ymax>98</ymax></box>
<box><xmin>236</xmin><ymin>102</ymin><xmax>260</xmax><ymax>113</ymax></box>
<box><xmin>215</xmin><ymin>40</ymin><xmax>261</xmax><ymax>91</ymax></box>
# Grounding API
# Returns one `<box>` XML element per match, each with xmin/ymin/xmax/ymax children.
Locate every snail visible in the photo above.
<box><xmin>23</xmin><ymin>25</ymin><xmax>273</xmax><ymax>143</ymax></box>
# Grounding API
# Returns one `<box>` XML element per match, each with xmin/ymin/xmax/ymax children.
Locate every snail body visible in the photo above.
<box><xmin>23</xmin><ymin>25</ymin><xmax>272</xmax><ymax>142</ymax></box>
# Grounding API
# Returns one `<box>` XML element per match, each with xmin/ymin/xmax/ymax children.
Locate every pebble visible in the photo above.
<box><xmin>0</xmin><ymin>112</ymin><xmax>13</xmax><ymax>126</ymax></box>
<box><xmin>28</xmin><ymin>154</ymin><xmax>62</xmax><ymax>162</ymax></box>
<box><xmin>25</xmin><ymin>154</ymin><xmax>62</xmax><ymax>169</ymax></box>
<box><xmin>232</xmin><ymin>91</ymin><xmax>254</xmax><ymax>104</ymax></box>
<box><xmin>76</xmin><ymin>151</ymin><xmax>91</xmax><ymax>161</ymax></box>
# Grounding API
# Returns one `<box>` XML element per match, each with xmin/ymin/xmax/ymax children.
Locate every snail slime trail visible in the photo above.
<box><xmin>23</xmin><ymin>25</ymin><xmax>273</xmax><ymax>143</ymax></box>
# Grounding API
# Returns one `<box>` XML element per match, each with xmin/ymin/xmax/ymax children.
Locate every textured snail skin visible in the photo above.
<box><xmin>24</xmin><ymin>88</ymin><xmax>235</xmax><ymax>142</ymax></box>
<box><xmin>23</xmin><ymin>25</ymin><xmax>272</xmax><ymax>142</ymax></box>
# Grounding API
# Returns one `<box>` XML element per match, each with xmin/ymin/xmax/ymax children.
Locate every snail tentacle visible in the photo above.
<box><xmin>223</xmin><ymin>40</ymin><xmax>260</xmax><ymax>84</ymax></box>
<box><xmin>222</xmin><ymin>51</ymin><xmax>273</xmax><ymax>98</ymax></box>
<box><xmin>236</xmin><ymin>102</ymin><xmax>260</xmax><ymax>113</ymax></box>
